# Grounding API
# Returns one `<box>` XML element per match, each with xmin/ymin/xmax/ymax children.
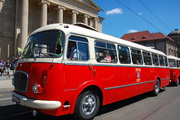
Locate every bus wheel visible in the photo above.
<box><xmin>152</xmin><ymin>80</ymin><xmax>160</xmax><ymax>96</ymax></box>
<box><xmin>74</xmin><ymin>90</ymin><xmax>100</xmax><ymax>120</ymax></box>
<box><xmin>175</xmin><ymin>78</ymin><xmax>179</xmax><ymax>86</ymax></box>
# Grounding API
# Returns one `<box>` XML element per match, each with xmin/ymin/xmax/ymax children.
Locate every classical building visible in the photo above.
<box><xmin>121</xmin><ymin>31</ymin><xmax>178</xmax><ymax>56</ymax></box>
<box><xmin>0</xmin><ymin>0</ymin><xmax>103</xmax><ymax>61</ymax></box>
<box><xmin>168</xmin><ymin>29</ymin><xmax>180</xmax><ymax>45</ymax></box>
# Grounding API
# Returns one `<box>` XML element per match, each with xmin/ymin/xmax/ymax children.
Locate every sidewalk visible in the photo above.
<box><xmin>0</xmin><ymin>70</ymin><xmax>14</xmax><ymax>90</ymax></box>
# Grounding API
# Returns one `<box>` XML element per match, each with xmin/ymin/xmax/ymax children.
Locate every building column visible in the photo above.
<box><xmin>72</xmin><ymin>10</ymin><xmax>79</xmax><ymax>24</ymax></box>
<box><xmin>39</xmin><ymin>0</ymin><xmax>50</xmax><ymax>27</ymax></box>
<box><xmin>84</xmin><ymin>14</ymin><xmax>89</xmax><ymax>25</ymax></box>
<box><xmin>57</xmin><ymin>5</ymin><xmax>66</xmax><ymax>23</ymax></box>
<box><xmin>94</xmin><ymin>17</ymin><xmax>99</xmax><ymax>29</ymax></box>
<box><xmin>0</xmin><ymin>0</ymin><xmax>5</xmax><ymax>12</ymax></box>
<box><xmin>19</xmin><ymin>0</ymin><xmax>29</xmax><ymax>49</ymax></box>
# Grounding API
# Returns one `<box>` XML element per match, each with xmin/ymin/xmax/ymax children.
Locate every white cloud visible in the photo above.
<box><xmin>128</xmin><ymin>29</ymin><xmax>138</xmax><ymax>33</ymax></box>
<box><xmin>106</xmin><ymin>8</ymin><xmax>123</xmax><ymax>15</ymax></box>
<box><xmin>138</xmin><ymin>12</ymin><xmax>142</xmax><ymax>15</ymax></box>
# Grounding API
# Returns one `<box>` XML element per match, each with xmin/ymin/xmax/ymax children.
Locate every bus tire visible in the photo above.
<box><xmin>151</xmin><ymin>79</ymin><xmax>160</xmax><ymax>96</ymax></box>
<box><xmin>175</xmin><ymin>78</ymin><xmax>179</xmax><ymax>86</ymax></box>
<box><xmin>74</xmin><ymin>90</ymin><xmax>100</xmax><ymax>120</ymax></box>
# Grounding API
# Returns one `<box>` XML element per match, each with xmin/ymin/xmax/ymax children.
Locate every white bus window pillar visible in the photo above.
<box><xmin>20</xmin><ymin>0</ymin><xmax>29</xmax><ymax>49</ymax></box>
<box><xmin>72</xmin><ymin>10</ymin><xmax>79</xmax><ymax>24</ymax></box>
<box><xmin>94</xmin><ymin>17</ymin><xmax>99</xmax><ymax>29</ymax></box>
<box><xmin>39</xmin><ymin>0</ymin><xmax>50</xmax><ymax>27</ymax></box>
<box><xmin>0</xmin><ymin>0</ymin><xmax>5</xmax><ymax>12</ymax></box>
<box><xmin>57</xmin><ymin>5</ymin><xmax>66</xmax><ymax>23</ymax></box>
<box><xmin>83</xmin><ymin>14</ymin><xmax>89</xmax><ymax>25</ymax></box>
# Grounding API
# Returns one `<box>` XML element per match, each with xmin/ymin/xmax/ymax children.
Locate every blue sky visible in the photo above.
<box><xmin>94</xmin><ymin>0</ymin><xmax>180</xmax><ymax>38</ymax></box>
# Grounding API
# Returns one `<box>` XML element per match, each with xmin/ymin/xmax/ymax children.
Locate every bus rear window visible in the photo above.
<box><xmin>168</xmin><ymin>59</ymin><xmax>176</xmax><ymax>67</ymax></box>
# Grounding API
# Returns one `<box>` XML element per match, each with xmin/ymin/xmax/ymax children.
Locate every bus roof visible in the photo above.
<box><xmin>167</xmin><ymin>55</ymin><xmax>180</xmax><ymax>60</ymax></box>
<box><xmin>31</xmin><ymin>23</ymin><xmax>166</xmax><ymax>56</ymax></box>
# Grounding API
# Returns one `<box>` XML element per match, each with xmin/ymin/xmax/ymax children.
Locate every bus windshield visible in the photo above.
<box><xmin>22</xmin><ymin>30</ymin><xmax>65</xmax><ymax>59</ymax></box>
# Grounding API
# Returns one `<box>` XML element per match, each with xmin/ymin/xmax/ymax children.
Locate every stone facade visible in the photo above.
<box><xmin>121</xmin><ymin>31</ymin><xmax>178</xmax><ymax>57</ymax></box>
<box><xmin>137</xmin><ymin>39</ymin><xmax>177</xmax><ymax>57</ymax></box>
<box><xmin>0</xmin><ymin>0</ymin><xmax>15</xmax><ymax>61</ymax></box>
<box><xmin>0</xmin><ymin>0</ymin><xmax>103</xmax><ymax>62</ymax></box>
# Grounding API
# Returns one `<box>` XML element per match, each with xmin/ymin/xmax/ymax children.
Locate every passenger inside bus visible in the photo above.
<box><xmin>136</xmin><ymin>60</ymin><xmax>140</xmax><ymax>65</ymax></box>
<box><xmin>67</xmin><ymin>41</ymin><xmax>77</xmax><ymax>60</ymax></box>
<box><xmin>100</xmin><ymin>51</ymin><xmax>112</xmax><ymax>63</ymax></box>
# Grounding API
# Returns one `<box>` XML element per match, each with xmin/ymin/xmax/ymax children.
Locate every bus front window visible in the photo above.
<box><xmin>22</xmin><ymin>30</ymin><xmax>65</xmax><ymax>59</ymax></box>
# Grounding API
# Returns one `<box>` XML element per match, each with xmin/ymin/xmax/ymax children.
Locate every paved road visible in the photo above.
<box><xmin>0</xmin><ymin>84</ymin><xmax>180</xmax><ymax>120</ymax></box>
<box><xmin>0</xmin><ymin>70</ymin><xmax>14</xmax><ymax>91</ymax></box>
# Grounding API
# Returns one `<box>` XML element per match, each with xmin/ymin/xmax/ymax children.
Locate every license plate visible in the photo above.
<box><xmin>12</xmin><ymin>95</ymin><xmax>20</xmax><ymax>104</ymax></box>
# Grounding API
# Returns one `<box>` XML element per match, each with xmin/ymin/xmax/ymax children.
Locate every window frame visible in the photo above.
<box><xmin>67</xmin><ymin>35</ymin><xmax>89</xmax><ymax>61</ymax></box>
<box><xmin>95</xmin><ymin>41</ymin><xmax>117</xmax><ymax>63</ymax></box>
<box><xmin>117</xmin><ymin>45</ymin><xmax>131</xmax><ymax>64</ymax></box>
<box><xmin>152</xmin><ymin>53</ymin><xmax>160</xmax><ymax>66</ymax></box>
<box><xmin>143</xmin><ymin>51</ymin><xmax>152</xmax><ymax>66</ymax></box>
<box><xmin>131</xmin><ymin>48</ymin><xmax>143</xmax><ymax>65</ymax></box>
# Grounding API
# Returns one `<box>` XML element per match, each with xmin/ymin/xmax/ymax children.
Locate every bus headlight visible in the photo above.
<box><xmin>32</xmin><ymin>83</ymin><xmax>43</xmax><ymax>94</ymax></box>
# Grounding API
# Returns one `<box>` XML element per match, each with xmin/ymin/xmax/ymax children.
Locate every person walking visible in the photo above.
<box><xmin>0</xmin><ymin>59</ymin><xmax>5</xmax><ymax>76</ymax></box>
<box><xmin>13</xmin><ymin>55</ymin><xmax>19</xmax><ymax>69</ymax></box>
<box><xmin>5</xmin><ymin>60</ymin><xmax>11</xmax><ymax>77</ymax></box>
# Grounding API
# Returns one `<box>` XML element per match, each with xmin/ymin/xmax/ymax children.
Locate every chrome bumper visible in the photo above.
<box><xmin>12</xmin><ymin>92</ymin><xmax>61</xmax><ymax>110</ymax></box>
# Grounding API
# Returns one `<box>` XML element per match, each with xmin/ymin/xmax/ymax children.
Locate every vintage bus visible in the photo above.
<box><xmin>167</xmin><ymin>55</ymin><xmax>180</xmax><ymax>86</ymax></box>
<box><xmin>12</xmin><ymin>23</ymin><xmax>170</xmax><ymax>120</ymax></box>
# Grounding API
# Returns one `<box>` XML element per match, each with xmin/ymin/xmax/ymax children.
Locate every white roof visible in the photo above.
<box><xmin>31</xmin><ymin>23</ymin><xmax>166</xmax><ymax>56</ymax></box>
<box><xmin>167</xmin><ymin>55</ymin><xmax>180</xmax><ymax>60</ymax></box>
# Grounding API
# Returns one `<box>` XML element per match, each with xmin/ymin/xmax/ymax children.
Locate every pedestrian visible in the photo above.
<box><xmin>0</xmin><ymin>59</ymin><xmax>5</xmax><ymax>76</ymax></box>
<box><xmin>5</xmin><ymin>60</ymin><xmax>11</xmax><ymax>77</ymax></box>
<box><xmin>13</xmin><ymin>55</ymin><xmax>19</xmax><ymax>70</ymax></box>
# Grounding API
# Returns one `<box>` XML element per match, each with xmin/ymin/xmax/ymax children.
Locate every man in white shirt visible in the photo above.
<box><xmin>67</xmin><ymin>41</ymin><xmax>78</xmax><ymax>60</ymax></box>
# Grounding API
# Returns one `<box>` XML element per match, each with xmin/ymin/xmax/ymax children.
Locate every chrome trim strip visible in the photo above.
<box><xmin>161</xmin><ymin>78</ymin><xmax>170</xmax><ymax>80</ymax></box>
<box><xmin>12</xmin><ymin>92</ymin><xmax>61</xmax><ymax>110</ymax></box>
<box><xmin>65</xmin><ymin>62</ymin><xmax>89</xmax><ymax>66</ymax></box>
<box><xmin>64</xmin><ymin>62</ymin><xmax>169</xmax><ymax>68</ymax></box>
<box><xmin>105</xmin><ymin>80</ymin><xmax>154</xmax><ymax>90</ymax></box>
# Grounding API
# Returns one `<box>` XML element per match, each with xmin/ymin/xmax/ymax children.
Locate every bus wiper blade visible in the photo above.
<box><xmin>43</xmin><ymin>52</ymin><xmax>59</xmax><ymax>58</ymax></box>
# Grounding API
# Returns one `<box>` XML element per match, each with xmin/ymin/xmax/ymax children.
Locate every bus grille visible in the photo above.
<box><xmin>14</xmin><ymin>71</ymin><xmax>29</xmax><ymax>93</ymax></box>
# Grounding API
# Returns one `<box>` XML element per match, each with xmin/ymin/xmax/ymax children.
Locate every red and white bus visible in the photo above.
<box><xmin>12</xmin><ymin>23</ymin><xmax>170</xmax><ymax>120</ymax></box>
<box><xmin>167</xmin><ymin>55</ymin><xmax>180</xmax><ymax>86</ymax></box>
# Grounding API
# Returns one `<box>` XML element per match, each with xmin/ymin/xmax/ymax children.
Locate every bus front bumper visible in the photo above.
<box><xmin>12</xmin><ymin>92</ymin><xmax>61</xmax><ymax>110</ymax></box>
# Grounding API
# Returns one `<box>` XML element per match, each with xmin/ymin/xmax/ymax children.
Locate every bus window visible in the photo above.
<box><xmin>95</xmin><ymin>41</ymin><xmax>117</xmax><ymax>63</ymax></box>
<box><xmin>143</xmin><ymin>51</ymin><xmax>152</xmax><ymax>65</ymax></box>
<box><xmin>177</xmin><ymin>60</ymin><xmax>180</xmax><ymax>68</ymax></box>
<box><xmin>118</xmin><ymin>45</ymin><xmax>131</xmax><ymax>64</ymax></box>
<box><xmin>67</xmin><ymin>36</ymin><xmax>89</xmax><ymax>61</ymax></box>
<box><xmin>152</xmin><ymin>53</ymin><xmax>159</xmax><ymax>66</ymax></box>
<box><xmin>159</xmin><ymin>55</ymin><xmax>165</xmax><ymax>66</ymax></box>
<box><xmin>168</xmin><ymin>59</ymin><xmax>176</xmax><ymax>67</ymax></box>
<box><xmin>131</xmin><ymin>49</ymin><xmax>143</xmax><ymax>65</ymax></box>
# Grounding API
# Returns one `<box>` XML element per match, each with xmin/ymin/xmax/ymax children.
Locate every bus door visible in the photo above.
<box><xmin>64</xmin><ymin>35</ymin><xmax>92</xmax><ymax>91</ymax></box>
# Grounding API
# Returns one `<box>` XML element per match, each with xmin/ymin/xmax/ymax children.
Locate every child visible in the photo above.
<box><xmin>5</xmin><ymin>60</ymin><xmax>11</xmax><ymax>77</ymax></box>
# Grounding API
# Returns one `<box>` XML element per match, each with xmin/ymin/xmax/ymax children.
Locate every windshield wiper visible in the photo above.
<box><xmin>43</xmin><ymin>52</ymin><xmax>59</xmax><ymax>58</ymax></box>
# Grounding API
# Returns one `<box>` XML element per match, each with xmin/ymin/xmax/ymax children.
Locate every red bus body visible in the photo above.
<box><xmin>168</xmin><ymin>56</ymin><xmax>180</xmax><ymax>85</ymax></box>
<box><xmin>12</xmin><ymin>24</ymin><xmax>170</xmax><ymax>119</ymax></box>
<box><xmin>14</xmin><ymin>62</ymin><xmax>170</xmax><ymax>116</ymax></box>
